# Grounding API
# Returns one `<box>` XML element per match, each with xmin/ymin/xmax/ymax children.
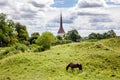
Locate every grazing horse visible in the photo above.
<box><xmin>66</xmin><ymin>63</ymin><xmax>82</xmax><ymax>71</ymax></box>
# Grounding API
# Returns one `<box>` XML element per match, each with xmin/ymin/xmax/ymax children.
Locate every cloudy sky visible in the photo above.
<box><xmin>0</xmin><ymin>0</ymin><xmax>120</xmax><ymax>36</ymax></box>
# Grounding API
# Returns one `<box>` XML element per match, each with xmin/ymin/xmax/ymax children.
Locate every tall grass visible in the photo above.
<box><xmin>0</xmin><ymin>43</ymin><xmax>29</xmax><ymax>59</ymax></box>
<box><xmin>0</xmin><ymin>38</ymin><xmax>120</xmax><ymax>80</ymax></box>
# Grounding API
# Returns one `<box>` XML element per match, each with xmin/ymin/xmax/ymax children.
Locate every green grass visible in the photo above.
<box><xmin>0</xmin><ymin>38</ymin><xmax>120</xmax><ymax>80</ymax></box>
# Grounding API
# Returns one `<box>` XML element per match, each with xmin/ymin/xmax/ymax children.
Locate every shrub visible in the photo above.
<box><xmin>29</xmin><ymin>44</ymin><xmax>44</xmax><ymax>52</ymax></box>
<box><xmin>13</xmin><ymin>43</ymin><xmax>28</xmax><ymax>52</ymax></box>
<box><xmin>0</xmin><ymin>47</ymin><xmax>17</xmax><ymax>59</ymax></box>
<box><xmin>36</xmin><ymin>32</ymin><xmax>56</xmax><ymax>50</ymax></box>
<box><xmin>0</xmin><ymin>43</ymin><xmax>29</xmax><ymax>59</ymax></box>
<box><xmin>33</xmin><ymin>46</ymin><xmax>44</xmax><ymax>52</ymax></box>
<box><xmin>53</xmin><ymin>40</ymin><xmax>72</xmax><ymax>45</ymax></box>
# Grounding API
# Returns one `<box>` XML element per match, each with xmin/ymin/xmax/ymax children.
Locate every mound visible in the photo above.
<box><xmin>0</xmin><ymin>38</ymin><xmax>120</xmax><ymax>80</ymax></box>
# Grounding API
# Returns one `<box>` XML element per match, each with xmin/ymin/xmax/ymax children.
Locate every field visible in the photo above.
<box><xmin>0</xmin><ymin>38</ymin><xmax>120</xmax><ymax>80</ymax></box>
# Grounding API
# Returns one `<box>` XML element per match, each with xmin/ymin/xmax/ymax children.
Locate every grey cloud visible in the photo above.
<box><xmin>0</xmin><ymin>0</ymin><xmax>8</xmax><ymax>6</ymax></box>
<box><xmin>77</xmin><ymin>12</ymin><xmax>107</xmax><ymax>16</ymax></box>
<box><xmin>45</xmin><ymin>23</ymin><xmax>59</xmax><ymax>28</ymax></box>
<box><xmin>51</xmin><ymin>14</ymin><xmax>77</xmax><ymax>24</ymax></box>
<box><xmin>78</xmin><ymin>2</ymin><xmax>104</xmax><ymax>8</ymax></box>
<box><xmin>52</xmin><ymin>17</ymin><xmax>73</xmax><ymax>24</ymax></box>
<box><xmin>90</xmin><ymin>24</ymin><xmax>108</xmax><ymax>30</ymax></box>
<box><xmin>90</xmin><ymin>17</ymin><xmax>112</xmax><ymax>23</ymax></box>
<box><xmin>21</xmin><ymin>8</ymin><xmax>37</xmax><ymax>13</ymax></box>
<box><xmin>79</xmin><ymin>3</ymin><xmax>103</xmax><ymax>8</ymax></box>
<box><xmin>63</xmin><ymin>18</ymin><xmax>74</xmax><ymax>24</ymax></box>
<box><xmin>20</xmin><ymin>13</ymin><xmax>37</xmax><ymax>19</ymax></box>
<box><xmin>11</xmin><ymin>12</ymin><xmax>37</xmax><ymax>21</ymax></box>
<box><xmin>29</xmin><ymin>1</ymin><xmax>46</xmax><ymax>8</ymax></box>
<box><xmin>11</xmin><ymin>14</ymin><xmax>21</xmax><ymax>20</ymax></box>
<box><xmin>91</xmin><ymin>24</ymin><xmax>120</xmax><ymax>30</ymax></box>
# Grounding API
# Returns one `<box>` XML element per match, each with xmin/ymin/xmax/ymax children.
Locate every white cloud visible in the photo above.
<box><xmin>0</xmin><ymin>0</ymin><xmax>120</xmax><ymax>37</ymax></box>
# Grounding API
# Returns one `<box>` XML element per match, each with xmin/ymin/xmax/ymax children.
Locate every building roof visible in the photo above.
<box><xmin>57</xmin><ymin>13</ymin><xmax>65</xmax><ymax>34</ymax></box>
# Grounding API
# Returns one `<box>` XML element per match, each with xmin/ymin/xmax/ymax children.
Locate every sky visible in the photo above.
<box><xmin>0</xmin><ymin>0</ymin><xmax>120</xmax><ymax>37</ymax></box>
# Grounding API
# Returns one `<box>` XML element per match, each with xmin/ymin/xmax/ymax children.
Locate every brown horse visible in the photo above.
<box><xmin>66</xmin><ymin>63</ymin><xmax>82</xmax><ymax>71</ymax></box>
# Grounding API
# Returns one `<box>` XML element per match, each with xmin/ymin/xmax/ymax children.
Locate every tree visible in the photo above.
<box><xmin>56</xmin><ymin>35</ymin><xmax>63</xmax><ymax>40</ymax></box>
<box><xmin>88</xmin><ymin>33</ymin><xmax>103</xmax><ymax>40</ymax></box>
<box><xmin>0</xmin><ymin>13</ymin><xmax>30</xmax><ymax>46</ymax></box>
<box><xmin>7</xmin><ymin>19</ymin><xmax>15</xmax><ymax>29</ymax></box>
<box><xmin>29</xmin><ymin>32</ymin><xmax>40</xmax><ymax>44</ymax></box>
<box><xmin>96</xmin><ymin>33</ymin><xmax>103</xmax><ymax>40</ymax></box>
<box><xmin>15</xmin><ymin>22</ymin><xmax>29</xmax><ymax>42</ymax></box>
<box><xmin>0</xmin><ymin>13</ymin><xmax>6</xmax><ymax>23</ymax></box>
<box><xmin>88</xmin><ymin>33</ymin><xmax>97</xmax><ymax>39</ymax></box>
<box><xmin>103</xmin><ymin>30</ymin><xmax>116</xmax><ymax>38</ymax></box>
<box><xmin>36</xmin><ymin>32</ymin><xmax>56</xmax><ymax>50</ymax></box>
<box><xmin>65</xmin><ymin>29</ymin><xmax>81</xmax><ymax>42</ymax></box>
<box><xmin>0</xmin><ymin>13</ymin><xmax>18</xmax><ymax>47</ymax></box>
<box><xmin>108</xmin><ymin>30</ymin><xmax>116</xmax><ymax>37</ymax></box>
<box><xmin>88</xmin><ymin>30</ymin><xmax>117</xmax><ymax>40</ymax></box>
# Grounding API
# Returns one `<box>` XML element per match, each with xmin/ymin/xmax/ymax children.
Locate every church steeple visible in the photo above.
<box><xmin>57</xmin><ymin>12</ymin><xmax>65</xmax><ymax>36</ymax></box>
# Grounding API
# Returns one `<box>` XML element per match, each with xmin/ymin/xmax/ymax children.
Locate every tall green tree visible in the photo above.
<box><xmin>88</xmin><ymin>33</ymin><xmax>97</xmax><ymax>39</ymax></box>
<box><xmin>103</xmin><ymin>30</ymin><xmax>116</xmax><ymax>38</ymax></box>
<box><xmin>36</xmin><ymin>32</ymin><xmax>56</xmax><ymax>50</ymax></box>
<box><xmin>0</xmin><ymin>13</ymin><xmax>17</xmax><ymax>47</ymax></box>
<box><xmin>0</xmin><ymin>13</ymin><xmax>6</xmax><ymax>23</ymax></box>
<box><xmin>15</xmin><ymin>22</ymin><xmax>29</xmax><ymax>42</ymax></box>
<box><xmin>65</xmin><ymin>29</ymin><xmax>81</xmax><ymax>42</ymax></box>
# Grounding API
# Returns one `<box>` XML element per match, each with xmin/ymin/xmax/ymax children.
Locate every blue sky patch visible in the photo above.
<box><xmin>51</xmin><ymin>0</ymin><xmax>78</xmax><ymax>8</ymax></box>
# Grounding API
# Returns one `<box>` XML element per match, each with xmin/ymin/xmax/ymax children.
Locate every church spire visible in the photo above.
<box><xmin>57</xmin><ymin>12</ymin><xmax>65</xmax><ymax>36</ymax></box>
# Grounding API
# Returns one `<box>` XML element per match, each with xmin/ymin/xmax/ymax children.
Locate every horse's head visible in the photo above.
<box><xmin>78</xmin><ymin>64</ymin><xmax>82</xmax><ymax>70</ymax></box>
<box><xmin>66</xmin><ymin>63</ymin><xmax>72</xmax><ymax>71</ymax></box>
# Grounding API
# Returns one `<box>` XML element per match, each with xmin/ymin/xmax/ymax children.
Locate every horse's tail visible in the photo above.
<box><xmin>66</xmin><ymin>63</ymin><xmax>72</xmax><ymax>71</ymax></box>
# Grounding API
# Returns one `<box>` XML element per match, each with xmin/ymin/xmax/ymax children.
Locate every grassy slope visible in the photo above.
<box><xmin>0</xmin><ymin>38</ymin><xmax>120</xmax><ymax>80</ymax></box>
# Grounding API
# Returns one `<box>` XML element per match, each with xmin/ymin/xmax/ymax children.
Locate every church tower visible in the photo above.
<box><xmin>57</xmin><ymin>12</ymin><xmax>65</xmax><ymax>36</ymax></box>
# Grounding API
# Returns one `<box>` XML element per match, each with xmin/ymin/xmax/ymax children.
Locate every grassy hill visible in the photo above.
<box><xmin>0</xmin><ymin>38</ymin><xmax>120</xmax><ymax>80</ymax></box>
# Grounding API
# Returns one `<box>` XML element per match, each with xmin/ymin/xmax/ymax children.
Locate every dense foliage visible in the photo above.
<box><xmin>15</xmin><ymin>22</ymin><xmax>29</xmax><ymax>42</ymax></box>
<box><xmin>29</xmin><ymin>32</ymin><xmax>40</xmax><ymax>44</ymax></box>
<box><xmin>36</xmin><ymin>32</ymin><xmax>56</xmax><ymax>50</ymax></box>
<box><xmin>88</xmin><ymin>30</ymin><xmax>116</xmax><ymax>40</ymax></box>
<box><xmin>0</xmin><ymin>13</ymin><xmax>29</xmax><ymax>47</ymax></box>
<box><xmin>0</xmin><ymin>13</ymin><xmax>17</xmax><ymax>46</ymax></box>
<box><xmin>65</xmin><ymin>29</ymin><xmax>81</xmax><ymax>42</ymax></box>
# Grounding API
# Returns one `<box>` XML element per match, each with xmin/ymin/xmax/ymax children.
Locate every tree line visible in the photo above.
<box><xmin>88</xmin><ymin>30</ymin><xmax>116</xmax><ymax>40</ymax></box>
<box><xmin>0</xmin><ymin>13</ymin><xmax>117</xmax><ymax>51</ymax></box>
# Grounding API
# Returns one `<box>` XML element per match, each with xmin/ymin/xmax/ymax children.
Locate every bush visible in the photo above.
<box><xmin>0</xmin><ymin>43</ymin><xmax>29</xmax><ymax>59</ymax></box>
<box><xmin>33</xmin><ymin>46</ymin><xmax>44</xmax><ymax>52</ymax></box>
<box><xmin>86</xmin><ymin>39</ymin><xmax>99</xmax><ymax>42</ymax></box>
<box><xmin>53</xmin><ymin>40</ymin><xmax>72</xmax><ymax>45</ymax></box>
<box><xmin>22</xmin><ymin>41</ymin><xmax>30</xmax><ymax>46</ymax></box>
<box><xmin>29</xmin><ymin>44</ymin><xmax>44</xmax><ymax>52</ymax></box>
<box><xmin>0</xmin><ymin>47</ymin><xmax>16</xmax><ymax>59</ymax></box>
<box><xmin>66</xmin><ymin>40</ymin><xmax>72</xmax><ymax>44</ymax></box>
<box><xmin>13</xmin><ymin>43</ymin><xmax>28</xmax><ymax>52</ymax></box>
